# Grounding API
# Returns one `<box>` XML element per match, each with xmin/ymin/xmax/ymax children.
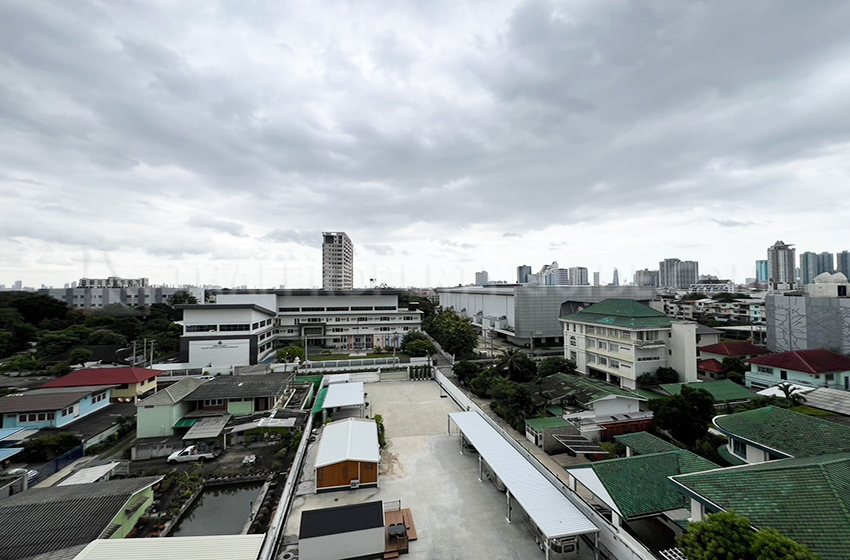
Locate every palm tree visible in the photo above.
<box><xmin>778</xmin><ymin>383</ymin><xmax>807</xmax><ymax>407</ymax></box>
<box><xmin>494</xmin><ymin>348</ymin><xmax>536</xmax><ymax>382</ymax></box>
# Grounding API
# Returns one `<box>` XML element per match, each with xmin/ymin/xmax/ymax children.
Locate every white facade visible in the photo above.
<box><xmin>562</xmin><ymin>320</ymin><xmax>697</xmax><ymax>390</ymax></box>
<box><xmin>475</xmin><ymin>271</ymin><xmax>489</xmax><ymax>285</ymax></box>
<box><xmin>767</xmin><ymin>240</ymin><xmax>796</xmax><ymax>291</ymax></box>
<box><xmin>180</xmin><ymin>290</ymin><xmax>422</xmax><ymax>371</ymax></box>
<box><xmin>322</xmin><ymin>232</ymin><xmax>353</xmax><ymax>290</ymax></box>
<box><xmin>40</xmin><ymin>284</ymin><xmax>204</xmax><ymax>310</ymax></box>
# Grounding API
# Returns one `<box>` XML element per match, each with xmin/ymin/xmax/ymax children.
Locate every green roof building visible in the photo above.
<box><xmin>614</xmin><ymin>432</ymin><xmax>681</xmax><ymax>457</ymax></box>
<box><xmin>559</xmin><ymin>299</ymin><xmax>698</xmax><ymax>390</ymax></box>
<box><xmin>671</xmin><ymin>453</ymin><xmax>850</xmax><ymax>560</ymax></box>
<box><xmin>567</xmin><ymin>449</ymin><xmax>718</xmax><ymax>525</ymax></box>
<box><xmin>713</xmin><ymin>405</ymin><xmax>850</xmax><ymax>464</ymax></box>
<box><xmin>659</xmin><ymin>380</ymin><xmax>755</xmax><ymax>403</ymax></box>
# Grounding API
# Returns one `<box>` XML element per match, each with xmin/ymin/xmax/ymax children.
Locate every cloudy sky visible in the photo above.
<box><xmin>3</xmin><ymin>1</ymin><xmax>850</xmax><ymax>289</ymax></box>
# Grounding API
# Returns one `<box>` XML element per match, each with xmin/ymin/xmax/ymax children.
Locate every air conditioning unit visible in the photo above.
<box><xmin>350</xmin><ymin>480</ymin><xmax>360</xmax><ymax>489</ymax></box>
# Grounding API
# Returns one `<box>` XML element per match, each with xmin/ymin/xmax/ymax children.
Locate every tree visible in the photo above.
<box><xmin>678</xmin><ymin>510</ymin><xmax>819</xmax><ymax>560</ymax></box>
<box><xmin>537</xmin><ymin>357</ymin><xmax>576</xmax><ymax>377</ymax></box>
<box><xmin>778</xmin><ymin>383</ymin><xmax>807</xmax><ymax>407</ymax></box>
<box><xmin>10</xmin><ymin>294</ymin><xmax>74</xmax><ymax>325</ymax></box>
<box><xmin>489</xmin><ymin>378</ymin><xmax>536</xmax><ymax>431</ymax></box>
<box><xmin>405</xmin><ymin>339</ymin><xmax>437</xmax><ymax>357</ymax></box>
<box><xmin>277</xmin><ymin>345</ymin><xmax>305</xmax><ymax>363</ymax></box>
<box><xmin>678</xmin><ymin>510</ymin><xmax>755</xmax><ymax>560</ymax></box>
<box><xmin>637</xmin><ymin>372</ymin><xmax>658</xmax><ymax>387</ymax></box>
<box><xmin>69</xmin><ymin>348</ymin><xmax>93</xmax><ymax>366</ymax></box>
<box><xmin>169</xmin><ymin>290</ymin><xmax>200</xmax><ymax>305</ymax></box>
<box><xmin>425</xmin><ymin>308</ymin><xmax>478</xmax><ymax>358</ymax></box>
<box><xmin>85</xmin><ymin>329</ymin><xmax>128</xmax><ymax>346</ymax></box>
<box><xmin>651</xmin><ymin>386</ymin><xmax>716</xmax><ymax>446</ymax></box>
<box><xmin>494</xmin><ymin>348</ymin><xmax>536</xmax><ymax>382</ymax></box>
<box><xmin>453</xmin><ymin>360</ymin><xmax>482</xmax><ymax>386</ymax></box>
<box><xmin>655</xmin><ymin>367</ymin><xmax>680</xmax><ymax>384</ymax></box>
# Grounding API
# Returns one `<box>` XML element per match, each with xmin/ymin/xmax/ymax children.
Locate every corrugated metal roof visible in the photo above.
<box><xmin>0</xmin><ymin>427</ymin><xmax>24</xmax><ymax>441</ymax></box>
<box><xmin>314</xmin><ymin>418</ymin><xmax>380</xmax><ymax>468</ymax></box>
<box><xmin>136</xmin><ymin>378</ymin><xmax>206</xmax><ymax>407</ymax></box>
<box><xmin>71</xmin><ymin>534</ymin><xmax>266</xmax><ymax>560</ymax></box>
<box><xmin>804</xmin><ymin>387</ymin><xmax>850</xmax><ymax>416</ymax></box>
<box><xmin>0</xmin><ymin>447</ymin><xmax>23</xmax><ymax>462</ymax></box>
<box><xmin>449</xmin><ymin>411</ymin><xmax>598</xmax><ymax>540</ymax></box>
<box><xmin>323</xmin><ymin>381</ymin><xmax>365</xmax><ymax>409</ymax></box>
<box><xmin>0</xmin><ymin>387</ymin><xmax>110</xmax><ymax>414</ymax></box>
<box><xmin>58</xmin><ymin>462</ymin><xmax>121</xmax><ymax>486</ymax></box>
<box><xmin>183</xmin><ymin>415</ymin><xmax>230</xmax><ymax>440</ymax></box>
<box><xmin>184</xmin><ymin>375</ymin><xmax>290</xmax><ymax>401</ymax></box>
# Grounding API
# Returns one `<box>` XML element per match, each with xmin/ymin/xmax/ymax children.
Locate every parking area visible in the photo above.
<box><xmin>283</xmin><ymin>380</ymin><xmax>597</xmax><ymax>560</ymax></box>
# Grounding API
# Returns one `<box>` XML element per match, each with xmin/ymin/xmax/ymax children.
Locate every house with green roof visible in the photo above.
<box><xmin>560</xmin><ymin>299</ymin><xmax>698</xmax><ymax>390</ymax></box>
<box><xmin>614</xmin><ymin>431</ymin><xmax>681</xmax><ymax>457</ymax></box>
<box><xmin>659</xmin><ymin>380</ymin><xmax>755</xmax><ymax>404</ymax></box>
<box><xmin>713</xmin><ymin>405</ymin><xmax>850</xmax><ymax>464</ymax></box>
<box><xmin>566</xmin><ymin>448</ymin><xmax>718</xmax><ymax>530</ymax></box>
<box><xmin>670</xmin><ymin>453</ymin><xmax>850</xmax><ymax>560</ymax></box>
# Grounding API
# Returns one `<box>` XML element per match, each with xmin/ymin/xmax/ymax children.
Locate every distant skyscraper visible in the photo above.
<box><xmin>12</xmin><ymin>280</ymin><xmax>22</xmax><ymax>291</ymax></box>
<box><xmin>755</xmin><ymin>260</ymin><xmax>769</xmax><ymax>283</ymax></box>
<box><xmin>568</xmin><ymin>267</ymin><xmax>588</xmax><ymax>285</ymax></box>
<box><xmin>538</xmin><ymin>262</ymin><xmax>569</xmax><ymax>286</ymax></box>
<box><xmin>612</xmin><ymin>268</ymin><xmax>619</xmax><ymax>286</ymax></box>
<box><xmin>767</xmin><ymin>240</ymin><xmax>795</xmax><ymax>290</ymax></box>
<box><xmin>819</xmin><ymin>252</ymin><xmax>834</xmax><ymax>274</ymax></box>
<box><xmin>634</xmin><ymin>269</ymin><xmax>659</xmax><ymax>287</ymax></box>
<box><xmin>517</xmin><ymin>265</ymin><xmax>532</xmax><ymax>284</ymax></box>
<box><xmin>475</xmin><ymin>271</ymin><xmax>489</xmax><ymax>285</ymax></box>
<box><xmin>322</xmin><ymin>232</ymin><xmax>353</xmax><ymax>290</ymax></box>
<box><xmin>658</xmin><ymin>258</ymin><xmax>699</xmax><ymax>289</ymax></box>
<box><xmin>800</xmin><ymin>252</ymin><xmax>819</xmax><ymax>285</ymax></box>
<box><xmin>593</xmin><ymin>272</ymin><xmax>600</xmax><ymax>286</ymax></box>
<box><xmin>838</xmin><ymin>251</ymin><xmax>850</xmax><ymax>278</ymax></box>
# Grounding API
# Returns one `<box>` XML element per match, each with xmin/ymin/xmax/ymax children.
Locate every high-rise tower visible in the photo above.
<box><xmin>322</xmin><ymin>232</ymin><xmax>353</xmax><ymax>290</ymax></box>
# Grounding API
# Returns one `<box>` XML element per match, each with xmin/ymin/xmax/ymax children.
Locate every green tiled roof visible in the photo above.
<box><xmin>529</xmin><ymin>373</ymin><xmax>645</xmax><ymax>407</ymax></box>
<box><xmin>660</xmin><ymin>380</ymin><xmax>755</xmax><ymax>403</ymax></box>
<box><xmin>714</xmin><ymin>406</ymin><xmax>850</xmax><ymax>458</ymax></box>
<box><xmin>546</xmin><ymin>405</ymin><xmax>566</xmax><ymax>416</ymax></box>
<box><xmin>614</xmin><ymin>432</ymin><xmax>681</xmax><ymax>455</ymax></box>
<box><xmin>311</xmin><ymin>387</ymin><xmax>328</xmax><ymax>414</ymax></box>
<box><xmin>561</xmin><ymin>299</ymin><xmax>672</xmax><ymax>329</ymax></box>
<box><xmin>716</xmin><ymin>444</ymin><xmax>747</xmax><ymax>466</ymax></box>
<box><xmin>588</xmin><ymin>450</ymin><xmax>718</xmax><ymax>519</ymax></box>
<box><xmin>672</xmin><ymin>453</ymin><xmax>850</xmax><ymax>560</ymax></box>
<box><xmin>633</xmin><ymin>388</ymin><xmax>666</xmax><ymax>401</ymax></box>
<box><xmin>525</xmin><ymin>417</ymin><xmax>571</xmax><ymax>431</ymax></box>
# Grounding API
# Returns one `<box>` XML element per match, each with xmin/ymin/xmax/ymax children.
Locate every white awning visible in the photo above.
<box><xmin>59</xmin><ymin>462</ymin><xmax>121</xmax><ymax>486</ymax></box>
<box><xmin>566</xmin><ymin>468</ymin><xmax>622</xmax><ymax>516</ymax></box>
<box><xmin>183</xmin><ymin>415</ymin><xmax>230</xmax><ymax>440</ymax></box>
<box><xmin>323</xmin><ymin>381</ymin><xmax>365</xmax><ymax>409</ymax></box>
<box><xmin>449</xmin><ymin>411</ymin><xmax>598</xmax><ymax>540</ymax></box>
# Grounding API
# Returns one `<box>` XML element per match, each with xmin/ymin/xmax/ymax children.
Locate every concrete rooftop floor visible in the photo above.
<box><xmin>282</xmin><ymin>379</ymin><xmax>598</xmax><ymax>560</ymax></box>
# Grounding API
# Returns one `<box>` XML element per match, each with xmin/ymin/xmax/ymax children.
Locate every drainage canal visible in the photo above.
<box><xmin>170</xmin><ymin>482</ymin><xmax>264</xmax><ymax>537</ymax></box>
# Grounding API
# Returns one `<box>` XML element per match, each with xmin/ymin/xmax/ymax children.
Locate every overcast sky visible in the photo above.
<box><xmin>3</xmin><ymin>1</ymin><xmax>850</xmax><ymax>289</ymax></box>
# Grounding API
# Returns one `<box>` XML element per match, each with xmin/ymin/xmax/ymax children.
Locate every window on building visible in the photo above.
<box><xmin>186</xmin><ymin>325</ymin><xmax>218</xmax><ymax>332</ymax></box>
<box><xmin>569</xmin><ymin>336</ymin><xmax>576</xmax><ymax>347</ymax></box>
<box><xmin>278</xmin><ymin>307</ymin><xmax>300</xmax><ymax>312</ymax></box>
<box><xmin>598</xmin><ymin>341</ymin><xmax>607</xmax><ymax>350</ymax></box>
<box><xmin>733</xmin><ymin>439</ymin><xmax>747</xmax><ymax>459</ymax></box>
<box><xmin>598</xmin><ymin>357</ymin><xmax>607</xmax><ymax>366</ymax></box>
<box><xmin>780</xmin><ymin>370</ymin><xmax>788</xmax><ymax>380</ymax></box>
<box><xmin>203</xmin><ymin>399</ymin><xmax>225</xmax><ymax>407</ymax></box>
<box><xmin>757</xmin><ymin>366</ymin><xmax>772</xmax><ymax>374</ymax></box>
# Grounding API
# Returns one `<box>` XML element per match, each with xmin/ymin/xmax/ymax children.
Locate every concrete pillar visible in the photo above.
<box><xmin>594</xmin><ymin>533</ymin><xmax>599</xmax><ymax>560</ymax></box>
<box><xmin>568</xmin><ymin>475</ymin><xmax>576</xmax><ymax>492</ymax></box>
<box><xmin>478</xmin><ymin>456</ymin><xmax>482</xmax><ymax>482</ymax></box>
<box><xmin>506</xmin><ymin>490</ymin><xmax>512</xmax><ymax>523</ymax></box>
<box><xmin>626</xmin><ymin>446</ymin><xmax>632</xmax><ymax>458</ymax></box>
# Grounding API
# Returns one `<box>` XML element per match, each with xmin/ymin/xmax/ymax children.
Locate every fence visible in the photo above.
<box><xmin>32</xmin><ymin>444</ymin><xmax>85</xmax><ymax>484</ymax></box>
<box><xmin>433</xmin><ymin>369</ymin><xmax>655</xmax><ymax>560</ymax></box>
<box><xmin>303</xmin><ymin>357</ymin><xmax>400</xmax><ymax>371</ymax></box>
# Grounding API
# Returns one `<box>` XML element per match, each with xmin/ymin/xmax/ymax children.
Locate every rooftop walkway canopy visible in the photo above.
<box><xmin>448</xmin><ymin>411</ymin><xmax>598</xmax><ymax>541</ymax></box>
<box><xmin>323</xmin><ymin>381</ymin><xmax>365</xmax><ymax>410</ymax></box>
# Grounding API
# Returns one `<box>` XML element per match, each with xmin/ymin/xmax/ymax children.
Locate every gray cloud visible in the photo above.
<box><xmin>712</xmin><ymin>219</ymin><xmax>755</xmax><ymax>228</ymax></box>
<box><xmin>187</xmin><ymin>215</ymin><xmax>247</xmax><ymax>237</ymax></box>
<box><xmin>363</xmin><ymin>244</ymin><xmax>395</xmax><ymax>256</ymax></box>
<box><xmin>502</xmin><ymin>232</ymin><xmax>522</xmax><ymax>238</ymax></box>
<box><xmin>261</xmin><ymin>229</ymin><xmax>322</xmax><ymax>247</ymax></box>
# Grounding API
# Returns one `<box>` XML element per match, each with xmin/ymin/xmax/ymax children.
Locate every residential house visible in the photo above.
<box><xmin>314</xmin><ymin>418</ymin><xmax>380</xmax><ymax>492</ymax></box>
<box><xmin>560</xmin><ymin>299</ymin><xmax>698</xmax><ymax>389</ymax></box>
<box><xmin>696</xmin><ymin>341</ymin><xmax>770</xmax><ymax>380</ymax></box>
<box><xmin>614</xmin><ymin>431</ymin><xmax>681</xmax><ymax>458</ymax></box>
<box><xmin>0</xmin><ymin>476</ymin><xmax>162</xmax><ymax>559</ymax></box>
<box><xmin>134</xmin><ymin>378</ymin><xmax>206</xmax><ymax>438</ymax></box>
<box><xmin>40</xmin><ymin>367</ymin><xmax>163</xmax><ymax>400</ymax></box>
<box><xmin>0</xmin><ymin>386</ymin><xmax>112</xmax><ymax>430</ymax></box>
<box><xmin>657</xmin><ymin>380</ymin><xmax>754</xmax><ymax>405</ymax></box>
<box><xmin>567</xmin><ymin>446</ymin><xmax>718</xmax><ymax>531</ymax></box>
<box><xmin>182</xmin><ymin>375</ymin><xmax>291</xmax><ymax>417</ymax></box>
<box><xmin>712</xmin><ymin>405</ymin><xmax>850</xmax><ymax>465</ymax></box>
<box><xmin>744</xmin><ymin>349</ymin><xmax>850</xmax><ymax>391</ymax></box>
<box><xmin>671</xmin><ymin>454</ymin><xmax>850</xmax><ymax>560</ymax></box>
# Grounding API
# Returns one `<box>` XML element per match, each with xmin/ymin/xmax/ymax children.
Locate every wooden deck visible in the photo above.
<box><xmin>384</xmin><ymin>508</ymin><xmax>417</xmax><ymax>558</ymax></box>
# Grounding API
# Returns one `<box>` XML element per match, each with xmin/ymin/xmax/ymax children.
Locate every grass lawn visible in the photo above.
<box><xmin>307</xmin><ymin>352</ymin><xmax>412</xmax><ymax>363</ymax></box>
<box><xmin>790</xmin><ymin>405</ymin><xmax>832</xmax><ymax>417</ymax></box>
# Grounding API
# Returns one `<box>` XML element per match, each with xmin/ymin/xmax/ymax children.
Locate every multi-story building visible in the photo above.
<box><xmin>516</xmin><ymin>265</ymin><xmax>532</xmax><ymax>284</ymax></box>
<box><xmin>322</xmin><ymin>232</ymin><xmax>353</xmax><ymax>290</ymax></box>
<box><xmin>800</xmin><ymin>251</ymin><xmax>834</xmax><ymax>285</ymax></box>
<box><xmin>179</xmin><ymin>289</ymin><xmax>422</xmax><ymax>372</ymax></box>
<box><xmin>437</xmin><ymin>284</ymin><xmax>657</xmax><ymax>346</ymax></box>
<box><xmin>837</xmin><ymin>251</ymin><xmax>850</xmax><ymax>278</ymax></box>
<box><xmin>655</xmin><ymin>297</ymin><xmax>765</xmax><ymax>325</ymax></box>
<box><xmin>755</xmin><ymin>260</ymin><xmax>769</xmax><ymax>283</ymax></box>
<box><xmin>766</xmin><ymin>274</ymin><xmax>850</xmax><ymax>354</ymax></box>
<box><xmin>658</xmin><ymin>258</ymin><xmax>699</xmax><ymax>289</ymax></box>
<box><xmin>538</xmin><ymin>262</ymin><xmax>569</xmax><ymax>286</ymax></box>
<box><xmin>766</xmin><ymin>240</ymin><xmax>795</xmax><ymax>290</ymax></box>
<box><xmin>560</xmin><ymin>299</ymin><xmax>698</xmax><ymax>390</ymax></box>
<box><xmin>744</xmin><ymin>349</ymin><xmax>850</xmax><ymax>392</ymax></box>
<box><xmin>633</xmin><ymin>269</ymin><xmax>659</xmax><ymax>287</ymax></box>
<box><xmin>612</xmin><ymin>268</ymin><xmax>619</xmax><ymax>287</ymax></box>
<box><xmin>688</xmin><ymin>276</ymin><xmax>735</xmax><ymax>294</ymax></box>
<box><xmin>568</xmin><ymin>267</ymin><xmax>589</xmax><ymax>286</ymax></box>
<box><xmin>475</xmin><ymin>271</ymin><xmax>489</xmax><ymax>285</ymax></box>
<box><xmin>593</xmin><ymin>272</ymin><xmax>600</xmax><ymax>286</ymax></box>
<box><xmin>39</xmin><ymin>280</ymin><xmax>203</xmax><ymax>310</ymax></box>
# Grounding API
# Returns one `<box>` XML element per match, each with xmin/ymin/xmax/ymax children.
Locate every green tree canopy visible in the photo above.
<box><xmin>453</xmin><ymin>360</ymin><xmax>482</xmax><ymax>386</ymax></box>
<box><xmin>169</xmin><ymin>290</ymin><xmax>199</xmax><ymax>305</ymax></box>
<box><xmin>405</xmin><ymin>339</ymin><xmax>437</xmax><ymax>357</ymax></box>
<box><xmin>651</xmin><ymin>386</ymin><xmax>716</xmax><ymax>446</ymax></box>
<box><xmin>494</xmin><ymin>348</ymin><xmax>537</xmax><ymax>382</ymax></box>
<box><xmin>277</xmin><ymin>345</ymin><xmax>305</xmax><ymax>362</ymax></box>
<box><xmin>69</xmin><ymin>348</ymin><xmax>93</xmax><ymax>366</ymax></box>
<box><xmin>10</xmin><ymin>294</ymin><xmax>74</xmax><ymax>325</ymax></box>
<box><xmin>425</xmin><ymin>308</ymin><xmax>478</xmax><ymax>358</ymax></box>
<box><xmin>537</xmin><ymin>357</ymin><xmax>577</xmax><ymax>377</ymax></box>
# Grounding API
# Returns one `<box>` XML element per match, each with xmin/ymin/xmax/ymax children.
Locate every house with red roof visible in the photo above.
<box><xmin>744</xmin><ymin>349</ymin><xmax>850</xmax><ymax>391</ymax></box>
<box><xmin>41</xmin><ymin>367</ymin><xmax>162</xmax><ymax>400</ymax></box>
<box><xmin>696</xmin><ymin>342</ymin><xmax>770</xmax><ymax>381</ymax></box>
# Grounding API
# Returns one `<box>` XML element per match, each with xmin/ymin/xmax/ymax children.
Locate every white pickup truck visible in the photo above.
<box><xmin>167</xmin><ymin>445</ymin><xmax>220</xmax><ymax>464</ymax></box>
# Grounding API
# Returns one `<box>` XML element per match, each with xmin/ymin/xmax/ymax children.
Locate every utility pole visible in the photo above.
<box><xmin>132</xmin><ymin>341</ymin><xmax>137</xmax><ymax>365</ymax></box>
<box><xmin>149</xmin><ymin>340</ymin><xmax>155</xmax><ymax>367</ymax></box>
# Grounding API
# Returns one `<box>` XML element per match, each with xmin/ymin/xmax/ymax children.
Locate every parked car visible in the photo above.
<box><xmin>167</xmin><ymin>445</ymin><xmax>220</xmax><ymax>464</ymax></box>
<box><xmin>4</xmin><ymin>468</ymin><xmax>39</xmax><ymax>485</ymax></box>
<box><xmin>198</xmin><ymin>375</ymin><xmax>216</xmax><ymax>381</ymax></box>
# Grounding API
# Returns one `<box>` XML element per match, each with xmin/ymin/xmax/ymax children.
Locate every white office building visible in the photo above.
<box><xmin>322</xmin><ymin>232</ymin><xmax>353</xmax><ymax>290</ymax></box>
<box><xmin>561</xmin><ymin>299</ymin><xmax>698</xmax><ymax>390</ymax></box>
<box><xmin>40</xmin><ymin>279</ymin><xmax>203</xmax><ymax>310</ymax></box>
<box><xmin>179</xmin><ymin>289</ymin><xmax>422</xmax><ymax>371</ymax></box>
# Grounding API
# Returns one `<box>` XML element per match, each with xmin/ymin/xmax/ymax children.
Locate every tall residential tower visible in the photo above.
<box><xmin>766</xmin><ymin>240</ymin><xmax>795</xmax><ymax>291</ymax></box>
<box><xmin>322</xmin><ymin>232</ymin><xmax>354</xmax><ymax>290</ymax></box>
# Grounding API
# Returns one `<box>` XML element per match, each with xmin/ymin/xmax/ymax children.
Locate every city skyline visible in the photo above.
<box><xmin>3</xmin><ymin>3</ymin><xmax>850</xmax><ymax>289</ymax></box>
